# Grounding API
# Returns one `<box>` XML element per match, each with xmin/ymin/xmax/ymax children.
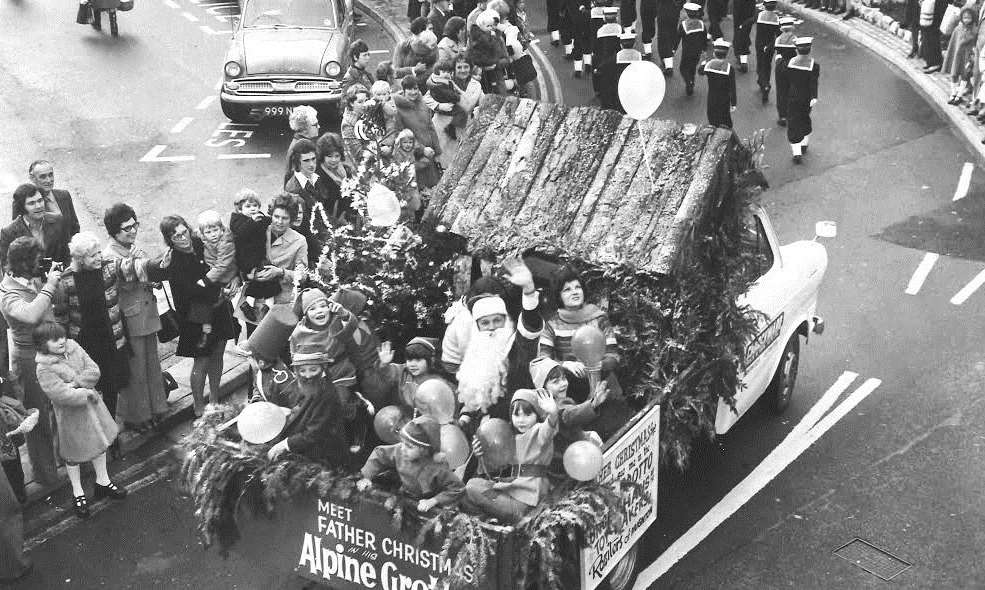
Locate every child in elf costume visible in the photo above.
<box><xmin>528</xmin><ymin>356</ymin><xmax>605</xmax><ymax>451</ymax></box>
<box><xmin>373</xmin><ymin>336</ymin><xmax>453</xmax><ymax>412</ymax></box>
<box><xmin>357</xmin><ymin>416</ymin><xmax>464</xmax><ymax>512</ymax></box>
<box><xmin>464</xmin><ymin>388</ymin><xmax>559</xmax><ymax>523</ymax></box>
<box><xmin>290</xmin><ymin>288</ymin><xmax>375</xmax><ymax>452</ymax></box>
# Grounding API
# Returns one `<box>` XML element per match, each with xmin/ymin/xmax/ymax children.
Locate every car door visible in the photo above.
<box><xmin>716</xmin><ymin>209</ymin><xmax>795</xmax><ymax>432</ymax></box>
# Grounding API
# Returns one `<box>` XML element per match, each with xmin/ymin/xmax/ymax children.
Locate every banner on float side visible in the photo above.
<box><xmin>295</xmin><ymin>496</ymin><xmax>493</xmax><ymax>590</ymax></box>
<box><xmin>580</xmin><ymin>403</ymin><xmax>661</xmax><ymax>590</ymax></box>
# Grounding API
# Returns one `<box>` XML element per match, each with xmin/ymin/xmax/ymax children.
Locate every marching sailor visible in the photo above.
<box><xmin>732</xmin><ymin>0</ymin><xmax>757</xmax><ymax>72</ymax></box>
<box><xmin>704</xmin><ymin>0</ymin><xmax>727</xmax><ymax>40</ymax></box>
<box><xmin>650</xmin><ymin>0</ymin><xmax>682</xmax><ymax>72</ymax></box>
<box><xmin>562</xmin><ymin>0</ymin><xmax>592</xmax><ymax>78</ymax></box>
<box><xmin>678</xmin><ymin>2</ymin><xmax>708</xmax><ymax>96</ymax></box>
<box><xmin>593</xmin><ymin>7</ymin><xmax>623</xmax><ymax>80</ymax></box>
<box><xmin>597</xmin><ymin>31</ymin><xmax>642</xmax><ymax>111</ymax></box>
<box><xmin>701</xmin><ymin>38</ymin><xmax>737</xmax><ymax>128</ymax></box>
<box><xmin>754</xmin><ymin>0</ymin><xmax>781</xmax><ymax>103</ymax></box>
<box><xmin>773</xmin><ymin>15</ymin><xmax>798</xmax><ymax>127</ymax></box>
<box><xmin>779</xmin><ymin>36</ymin><xmax>820</xmax><ymax>163</ymax></box>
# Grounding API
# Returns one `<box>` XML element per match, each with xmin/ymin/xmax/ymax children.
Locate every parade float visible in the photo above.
<box><xmin>181</xmin><ymin>93</ymin><xmax>828</xmax><ymax>590</ymax></box>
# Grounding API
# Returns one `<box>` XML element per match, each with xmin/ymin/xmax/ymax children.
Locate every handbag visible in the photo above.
<box><xmin>76</xmin><ymin>2</ymin><xmax>94</xmax><ymax>24</ymax></box>
<box><xmin>510</xmin><ymin>53</ymin><xmax>538</xmax><ymax>86</ymax></box>
<box><xmin>157</xmin><ymin>286</ymin><xmax>180</xmax><ymax>344</ymax></box>
<box><xmin>940</xmin><ymin>3</ymin><xmax>961</xmax><ymax>35</ymax></box>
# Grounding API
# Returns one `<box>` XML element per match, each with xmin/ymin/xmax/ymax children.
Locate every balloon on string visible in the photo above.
<box><xmin>237</xmin><ymin>401</ymin><xmax>288</xmax><ymax>444</ymax></box>
<box><xmin>366</xmin><ymin>183</ymin><xmax>401</xmax><ymax>227</ymax></box>
<box><xmin>570</xmin><ymin>325</ymin><xmax>606</xmax><ymax>369</ymax></box>
<box><xmin>563</xmin><ymin>440</ymin><xmax>604</xmax><ymax>481</ymax></box>
<box><xmin>476</xmin><ymin>418</ymin><xmax>515</xmax><ymax>472</ymax></box>
<box><xmin>439</xmin><ymin>423</ymin><xmax>470</xmax><ymax>470</ymax></box>
<box><xmin>373</xmin><ymin>405</ymin><xmax>411</xmax><ymax>444</ymax></box>
<box><xmin>415</xmin><ymin>379</ymin><xmax>456</xmax><ymax>424</ymax></box>
<box><xmin>618</xmin><ymin>61</ymin><xmax>666</xmax><ymax>120</ymax></box>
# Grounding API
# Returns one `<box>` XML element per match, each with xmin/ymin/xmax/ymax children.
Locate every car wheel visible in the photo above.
<box><xmin>767</xmin><ymin>335</ymin><xmax>800</xmax><ymax>414</ymax></box>
<box><xmin>221</xmin><ymin>99</ymin><xmax>251</xmax><ymax>123</ymax></box>
<box><xmin>599</xmin><ymin>544</ymin><xmax>639</xmax><ymax>590</ymax></box>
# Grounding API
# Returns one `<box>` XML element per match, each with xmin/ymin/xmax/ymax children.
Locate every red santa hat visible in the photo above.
<box><xmin>471</xmin><ymin>295</ymin><xmax>507</xmax><ymax>321</ymax></box>
<box><xmin>399</xmin><ymin>416</ymin><xmax>442</xmax><ymax>452</ymax></box>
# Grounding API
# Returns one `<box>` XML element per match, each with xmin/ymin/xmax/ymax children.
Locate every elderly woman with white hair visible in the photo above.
<box><xmin>53</xmin><ymin>231</ymin><xmax>132</xmax><ymax>428</ymax></box>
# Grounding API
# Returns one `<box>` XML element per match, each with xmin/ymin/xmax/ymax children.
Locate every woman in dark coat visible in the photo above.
<box><xmin>314</xmin><ymin>133</ymin><xmax>356</xmax><ymax>226</ymax></box>
<box><xmin>54</xmin><ymin>232</ymin><xmax>132</xmax><ymax>427</ymax></box>
<box><xmin>159</xmin><ymin>216</ymin><xmax>238</xmax><ymax>416</ymax></box>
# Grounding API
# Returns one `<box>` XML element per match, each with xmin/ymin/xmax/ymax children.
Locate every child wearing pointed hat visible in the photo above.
<box><xmin>291</xmin><ymin>288</ymin><xmax>375</xmax><ymax>452</ymax></box>
<box><xmin>464</xmin><ymin>388</ymin><xmax>559</xmax><ymax>523</ymax></box>
<box><xmin>357</xmin><ymin>415</ymin><xmax>465</xmax><ymax>512</ymax></box>
<box><xmin>266</xmin><ymin>351</ymin><xmax>349</xmax><ymax>468</ymax></box>
<box><xmin>529</xmin><ymin>356</ymin><xmax>606</xmax><ymax>452</ymax></box>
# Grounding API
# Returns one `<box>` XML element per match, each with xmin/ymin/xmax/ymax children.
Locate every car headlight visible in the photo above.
<box><xmin>224</xmin><ymin>61</ymin><xmax>243</xmax><ymax>78</ymax></box>
<box><xmin>324</xmin><ymin>61</ymin><xmax>342</xmax><ymax>77</ymax></box>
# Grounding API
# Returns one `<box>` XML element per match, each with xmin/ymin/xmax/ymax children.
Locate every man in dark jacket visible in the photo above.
<box><xmin>0</xmin><ymin>184</ymin><xmax>70</xmax><ymax>273</ymax></box>
<box><xmin>27</xmin><ymin>160</ymin><xmax>80</xmax><ymax>238</ymax></box>
<box><xmin>427</xmin><ymin>0</ymin><xmax>452</xmax><ymax>35</ymax></box>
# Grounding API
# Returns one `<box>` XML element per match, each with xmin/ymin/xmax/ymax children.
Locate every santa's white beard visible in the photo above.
<box><xmin>456</xmin><ymin>323</ymin><xmax>515</xmax><ymax>414</ymax></box>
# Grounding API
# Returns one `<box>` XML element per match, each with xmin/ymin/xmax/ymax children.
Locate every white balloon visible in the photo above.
<box><xmin>366</xmin><ymin>183</ymin><xmax>401</xmax><ymax>227</ymax></box>
<box><xmin>617</xmin><ymin>61</ymin><xmax>666</xmax><ymax>120</ymax></box>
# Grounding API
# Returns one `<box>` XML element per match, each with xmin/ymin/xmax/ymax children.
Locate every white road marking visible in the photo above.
<box><xmin>24</xmin><ymin>471</ymin><xmax>163</xmax><ymax>551</ymax></box>
<box><xmin>181</xmin><ymin>11</ymin><xmax>199</xmax><ymax>21</ymax></box>
<box><xmin>953</xmin><ymin>162</ymin><xmax>974</xmax><ymax>201</ymax></box>
<box><xmin>200</xmin><ymin>25</ymin><xmax>229</xmax><ymax>34</ymax></box>
<box><xmin>164</xmin><ymin>0</ymin><xmax>180</xmax><ymax>7</ymax></box>
<box><xmin>195</xmin><ymin>95</ymin><xmax>217</xmax><ymax>110</ymax></box>
<box><xmin>950</xmin><ymin>267</ymin><xmax>985</xmax><ymax>305</ymax></box>
<box><xmin>904</xmin><ymin>252</ymin><xmax>939</xmax><ymax>295</ymax></box>
<box><xmin>217</xmin><ymin>153</ymin><xmax>271</xmax><ymax>159</ymax></box>
<box><xmin>0</xmin><ymin>171</ymin><xmax>19</xmax><ymax>194</ymax></box>
<box><xmin>634</xmin><ymin>374</ymin><xmax>882</xmax><ymax>588</ymax></box>
<box><xmin>169</xmin><ymin>117</ymin><xmax>195</xmax><ymax>134</ymax></box>
<box><xmin>791</xmin><ymin>371</ymin><xmax>858</xmax><ymax>436</ymax></box>
<box><xmin>139</xmin><ymin>145</ymin><xmax>196</xmax><ymax>163</ymax></box>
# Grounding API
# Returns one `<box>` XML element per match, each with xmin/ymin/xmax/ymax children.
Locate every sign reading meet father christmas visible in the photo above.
<box><xmin>296</xmin><ymin>498</ymin><xmax>479</xmax><ymax>590</ymax></box>
<box><xmin>580</xmin><ymin>403</ymin><xmax>660</xmax><ymax>590</ymax></box>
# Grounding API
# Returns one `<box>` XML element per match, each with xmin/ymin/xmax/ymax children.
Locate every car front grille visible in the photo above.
<box><xmin>231</xmin><ymin>79</ymin><xmax>340</xmax><ymax>94</ymax></box>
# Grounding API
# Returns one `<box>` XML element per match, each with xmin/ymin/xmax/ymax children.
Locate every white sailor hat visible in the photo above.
<box><xmin>794</xmin><ymin>36</ymin><xmax>813</xmax><ymax>46</ymax></box>
<box><xmin>779</xmin><ymin>15</ymin><xmax>796</xmax><ymax>25</ymax></box>
<box><xmin>591</xmin><ymin>6</ymin><xmax>605</xmax><ymax>18</ymax></box>
<box><xmin>762</xmin><ymin>0</ymin><xmax>777</xmax><ymax>5</ymax></box>
<box><xmin>713</xmin><ymin>38</ymin><xmax>731</xmax><ymax>49</ymax></box>
<box><xmin>619</xmin><ymin>31</ymin><xmax>637</xmax><ymax>41</ymax></box>
<box><xmin>683</xmin><ymin>2</ymin><xmax>702</xmax><ymax>11</ymax></box>
<box><xmin>602</xmin><ymin>6</ymin><xmax>620</xmax><ymax>15</ymax></box>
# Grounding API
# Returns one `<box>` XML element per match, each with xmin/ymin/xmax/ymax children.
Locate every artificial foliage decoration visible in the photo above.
<box><xmin>415</xmin><ymin>509</ymin><xmax>498</xmax><ymax>590</ymax></box>
<box><xmin>515</xmin><ymin>479</ymin><xmax>636</xmax><ymax>590</ymax></box>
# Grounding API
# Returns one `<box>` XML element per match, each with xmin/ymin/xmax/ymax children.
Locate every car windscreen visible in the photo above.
<box><xmin>242</xmin><ymin>0</ymin><xmax>338</xmax><ymax>29</ymax></box>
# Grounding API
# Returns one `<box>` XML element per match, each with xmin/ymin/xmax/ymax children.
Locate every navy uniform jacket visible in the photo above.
<box><xmin>704</xmin><ymin>58</ymin><xmax>737</xmax><ymax>128</ymax></box>
<box><xmin>781</xmin><ymin>56</ymin><xmax>820</xmax><ymax>143</ymax></box>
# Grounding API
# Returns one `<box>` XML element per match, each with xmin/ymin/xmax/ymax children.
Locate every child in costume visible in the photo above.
<box><xmin>528</xmin><ymin>356</ymin><xmax>605</xmax><ymax>451</ymax></box>
<box><xmin>266</xmin><ymin>352</ymin><xmax>349</xmax><ymax>468</ymax></box>
<box><xmin>374</xmin><ymin>336</ymin><xmax>453</xmax><ymax>412</ymax></box>
<box><xmin>464</xmin><ymin>388</ymin><xmax>558</xmax><ymax>523</ymax></box>
<box><xmin>290</xmin><ymin>288</ymin><xmax>374</xmax><ymax>452</ymax></box>
<box><xmin>357</xmin><ymin>415</ymin><xmax>465</xmax><ymax>512</ymax></box>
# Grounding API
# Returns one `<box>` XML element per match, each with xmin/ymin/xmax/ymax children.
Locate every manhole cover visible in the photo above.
<box><xmin>834</xmin><ymin>538</ymin><xmax>912</xmax><ymax>581</ymax></box>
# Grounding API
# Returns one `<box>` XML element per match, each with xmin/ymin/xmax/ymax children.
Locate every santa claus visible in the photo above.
<box><xmin>449</xmin><ymin>259</ymin><xmax>543</xmax><ymax>423</ymax></box>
